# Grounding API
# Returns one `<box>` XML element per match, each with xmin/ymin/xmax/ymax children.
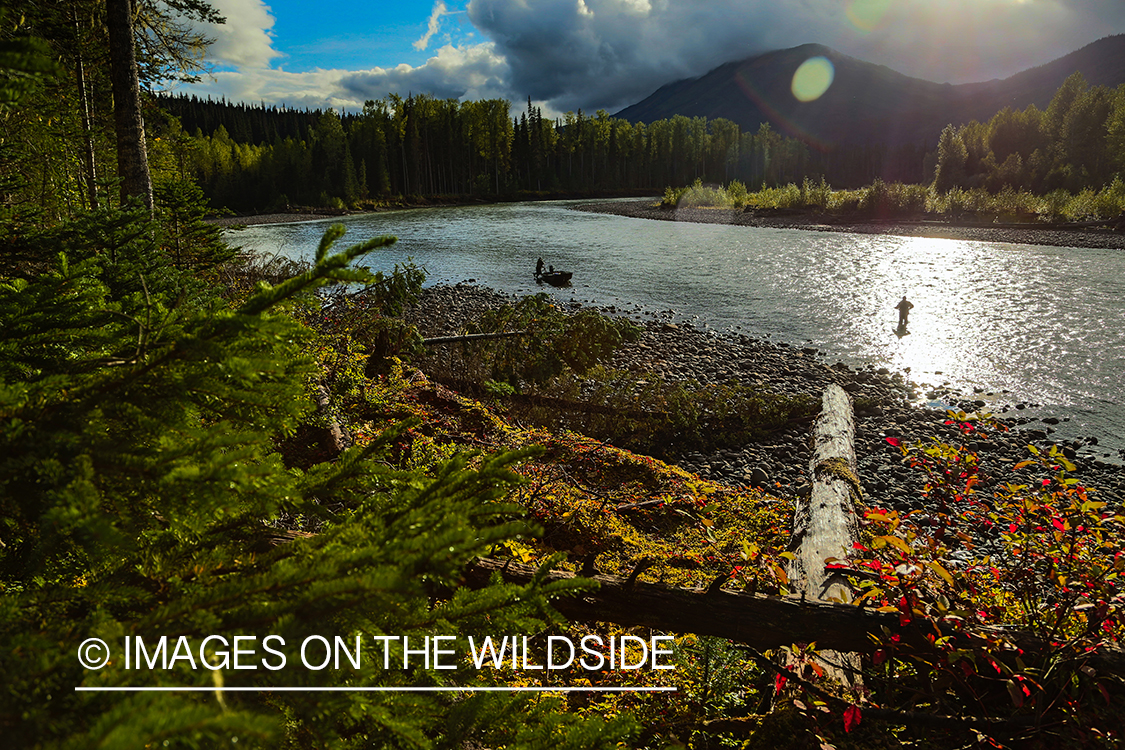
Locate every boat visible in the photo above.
<box><xmin>535</xmin><ymin>270</ymin><xmax>572</xmax><ymax>287</ymax></box>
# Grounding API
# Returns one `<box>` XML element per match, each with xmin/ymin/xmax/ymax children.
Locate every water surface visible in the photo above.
<box><xmin>229</xmin><ymin>201</ymin><xmax>1125</xmax><ymax>457</ymax></box>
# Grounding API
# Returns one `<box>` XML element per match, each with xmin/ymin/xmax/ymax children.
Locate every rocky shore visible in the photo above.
<box><xmin>207</xmin><ymin>211</ymin><xmax>348</xmax><ymax>227</ymax></box>
<box><xmin>406</xmin><ymin>283</ymin><xmax>1125</xmax><ymax>522</ymax></box>
<box><xmin>575</xmin><ymin>199</ymin><xmax>1125</xmax><ymax>250</ymax></box>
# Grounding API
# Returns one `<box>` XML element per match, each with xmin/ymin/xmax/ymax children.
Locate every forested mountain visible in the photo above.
<box><xmin>615</xmin><ymin>35</ymin><xmax>1125</xmax><ymax>148</ymax></box>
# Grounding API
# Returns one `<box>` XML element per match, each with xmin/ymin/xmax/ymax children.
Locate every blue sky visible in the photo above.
<box><xmin>181</xmin><ymin>0</ymin><xmax>1125</xmax><ymax>118</ymax></box>
<box><xmin>255</xmin><ymin>1</ymin><xmax>475</xmax><ymax>72</ymax></box>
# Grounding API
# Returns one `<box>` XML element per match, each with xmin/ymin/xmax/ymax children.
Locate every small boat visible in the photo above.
<box><xmin>536</xmin><ymin>270</ymin><xmax>572</xmax><ymax>287</ymax></box>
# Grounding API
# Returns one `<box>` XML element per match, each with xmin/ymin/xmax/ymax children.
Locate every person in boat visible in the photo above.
<box><xmin>895</xmin><ymin>295</ymin><xmax>914</xmax><ymax>328</ymax></box>
<box><xmin>535</xmin><ymin>257</ymin><xmax>544</xmax><ymax>277</ymax></box>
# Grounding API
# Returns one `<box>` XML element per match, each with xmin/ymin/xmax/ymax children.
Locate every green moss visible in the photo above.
<box><xmin>813</xmin><ymin>456</ymin><xmax>863</xmax><ymax>504</ymax></box>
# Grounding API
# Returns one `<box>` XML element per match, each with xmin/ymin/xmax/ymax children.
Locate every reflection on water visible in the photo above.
<box><xmin>229</xmin><ymin>201</ymin><xmax>1125</xmax><ymax>455</ymax></box>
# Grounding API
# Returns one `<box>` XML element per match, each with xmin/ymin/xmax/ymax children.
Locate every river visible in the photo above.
<box><xmin>227</xmin><ymin>200</ymin><xmax>1125</xmax><ymax>459</ymax></box>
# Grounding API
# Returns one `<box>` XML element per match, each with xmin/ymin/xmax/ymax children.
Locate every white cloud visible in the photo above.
<box><xmin>414</xmin><ymin>2</ymin><xmax>452</xmax><ymax>51</ymax></box>
<box><xmin>201</xmin><ymin>0</ymin><xmax>281</xmax><ymax>68</ymax></box>
<box><xmin>184</xmin><ymin>43</ymin><xmax>516</xmax><ymax>113</ymax></box>
<box><xmin>341</xmin><ymin>43</ymin><xmax>513</xmax><ymax>104</ymax></box>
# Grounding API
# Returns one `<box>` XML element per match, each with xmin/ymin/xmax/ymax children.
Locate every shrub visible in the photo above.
<box><xmin>0</xmin><ymin>218</ymin><xmax>635</xmax><ymax>748</ymax></box>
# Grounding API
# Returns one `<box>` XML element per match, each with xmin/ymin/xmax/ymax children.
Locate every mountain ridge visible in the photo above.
<box><xmin>613</xmin><ymin>35</ymin><xmax>1125</xmax><ymax>148</ymax></box>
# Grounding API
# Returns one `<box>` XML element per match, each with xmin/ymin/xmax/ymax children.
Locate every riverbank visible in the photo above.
<box><xmin>204</xmin><ymin>191</ymin><xmax>662</xmax><ymax>228</ymax></box>
<box><xmin>406</xmin><ymin>283</ymin><xmax>1125</xmax><ymax>527</ymax></box>
<box><xmin>575</xmin><ymin>199</ymin><xmax>1125</xmax><ymax>250</ymax></box>
<box><xmin>210</xmin><ymin>197</ymin><xmax>1125</xmax><ymax>249</ymax></box>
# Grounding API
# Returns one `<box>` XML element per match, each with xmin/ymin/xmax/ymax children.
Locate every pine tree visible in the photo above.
<box><xmin>0</xmin><ymin>215</ymin><xmax>637</xmax><ymax>748</ymax></box>
<box><xmin>932</xmin><ymin>124</ymin><xmax>968</xmax><ymax>193</ymax></box>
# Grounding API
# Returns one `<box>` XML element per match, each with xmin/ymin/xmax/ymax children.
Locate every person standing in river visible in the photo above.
<box><xmin>895</xmin><ymin>295</ymin><xmax>914</xmax><ymax>328</ymax></box>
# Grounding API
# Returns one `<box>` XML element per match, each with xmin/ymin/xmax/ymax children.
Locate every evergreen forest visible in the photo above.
<box><xmin>151</xmin><ymin>72</ymin><xmax>1125</xmax><ymax>216</ymax></box>
<box><xmin>4</xmin><ymin>2</ymin><xmax>1125</xmax><ymax>748</ymax></box>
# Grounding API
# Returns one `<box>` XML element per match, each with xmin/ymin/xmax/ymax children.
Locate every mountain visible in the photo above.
<box><xmin>614</xmin><ymin>35</ymin><xmax>1125</xmax><ymax>148</ymax></box>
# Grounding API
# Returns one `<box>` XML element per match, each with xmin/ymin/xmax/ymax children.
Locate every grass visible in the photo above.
<box><xmin>662</xmin><ymin>176</ymin><xmax>1125</xmax><ymax>223</ymax></box>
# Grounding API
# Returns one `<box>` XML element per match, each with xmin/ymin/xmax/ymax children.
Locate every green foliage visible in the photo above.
<box><xmin>0</xmin><ymin>12</ymin><xmax>59</xmax><ymax>110</ymax></box>
<box><xmin>522</xmin><ymin>367</ymin><xmax>817</xmax><ymax>460</ymax></box>
<box><xmin>932</xmin><ymin>124</ymin><xmax>969</xmax><ymax>192</ymax></box>
<box><xmin>675</xmin><ymin>179</ymin><xmax>736</xmax><ymax>208</ymax></box>
<box><xmin>832</xmin><ymin>420</ymin><xmax>1125</xmax><ymax>746</ymax></box>
<box><xmin>725</xmin><ymin>179</ymin><xmax>749</xmax><ymax>206</ymax></box>
<box><xmin>439</xmin><ymin>295</ymin><xmax>640</xmax><ymax>391</ymax></box>
<box><xmin>659</xmin><ymin>170</ymin><xmax>1125</xmax><ymax>225</ymax></box>
<box><xmin>799</xmin><ymin>176</ymin><xmax>831</xmax><ymax>210</ymax></box>
<box><xmin>0</xmin><ymin>219</ymin><xmax>637</xmax><ymax>748</ymax></box>
<box><xmin>153</xmin><ymin>177</ymin><xmax>237</xmax><ymax>268</ymax></box>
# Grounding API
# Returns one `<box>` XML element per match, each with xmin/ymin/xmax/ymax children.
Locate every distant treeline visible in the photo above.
<box><xmin>156</xmin><ymin>93</ymin><xmax>927</xmax><ymax>212</ymax></box>
<box><xmin>932</xmin><ymin>72</ymin><xmax>1125</xmax><ymax>196</ymax></box>
<box><xmin>156</xmin><ymin>71</ymin><xmax>1125</xmax><ymax>213</ymax></box>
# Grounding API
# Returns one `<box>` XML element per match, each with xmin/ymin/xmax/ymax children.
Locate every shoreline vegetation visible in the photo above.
<box><xmin>578</xmin><ymin>195</ymin><xmax>1125</xmax><ymax>250</ymax></box>
<box><xmin>209</xmin><ymin>184</ymin><xmax>1125</xmax><ymax>249</ymax></box>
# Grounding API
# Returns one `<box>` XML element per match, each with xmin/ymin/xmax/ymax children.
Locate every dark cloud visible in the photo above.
<box><xmin>468</xmin><ymin>0</ymin><xmax>805</xmax><ymax>112</ymax></box>
<box><xmin>466</xmin><ymin>0</ymin><xmax>1125</xmax><ymax>114</ymax></box>
<box><xmin>187</xmin><ymin>0</ymin><xmax>1125</xmax><ymax>118</ymax></box>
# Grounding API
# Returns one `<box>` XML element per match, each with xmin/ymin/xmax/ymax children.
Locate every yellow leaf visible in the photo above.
<box><xmin>878</xmin><ymin>535</ymin><xmax>911</xmax><ymax>554</ymax></box>
<box><xmin>928</xmin><ymin>560</ymin><xmax>955</xmax><ymax>587</ymax></box>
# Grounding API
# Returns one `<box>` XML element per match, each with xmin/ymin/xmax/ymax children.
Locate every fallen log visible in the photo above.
<box><xmin>462</xmin><ymin>556</ymin><xmax>1125</xmax><ymax>675</ymax></box>
<box><xmin>422</xmin><ymin>331</ymin><xmax>528</xmax><ymax>345</ymax></box>
<box><xmin>463</xmin><ymin>556</ymin><xmax>894</xmax><ymax>653</ymax></box>
<box><xmin>784</xmin><ymin>383</ymin><xmax>863</xmax><ymax>694</ymax></box>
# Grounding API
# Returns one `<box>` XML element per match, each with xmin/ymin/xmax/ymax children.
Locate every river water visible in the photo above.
<box><xmin>228</xmin><ymin>200</ymin><xmax>1125</xmax><ymax>458</ymax></box>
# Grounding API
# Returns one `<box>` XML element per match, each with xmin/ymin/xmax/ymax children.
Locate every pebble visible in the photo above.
<box><xmin>404</xmin><ymin>283</ymin><xmax>1125</xmax><ymax>516</ymax></box>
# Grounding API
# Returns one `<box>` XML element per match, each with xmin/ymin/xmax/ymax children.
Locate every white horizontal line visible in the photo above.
<box><xmin>75</xmin><ymin>686</ymin><xmax>678</xmax><ymax>693</ymax></box>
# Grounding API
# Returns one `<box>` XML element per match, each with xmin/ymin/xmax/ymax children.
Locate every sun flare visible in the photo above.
<box><xmin>791</xmin><ymin>56</ymin><xmax>835</xmax><ymax>102</ymax></box>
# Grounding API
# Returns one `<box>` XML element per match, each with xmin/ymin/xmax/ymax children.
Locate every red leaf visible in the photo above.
<box><xmin>1006</xmin><ymin>679</ymin><xmax>1025</xmax><ymax>707</ymax></box>
<box><xmin>885</xmin><ymin>437</ymin><xmax>901</xmax><ymax>447</ymax></box>
<box><xmin>774</xmin><ymin>673</ymin><xmax>787</xmax><ymax>693</ymax></box>
<box><xmin>843</xmin><ymin>704</ymin><xmax>862</xmax><ymax>732</ymax></box>
<box><xmin>1052</xmin><ymin>518</ymin><xmax>1066</xmax><ymax>532</ymax></box>
<box><xmin>873</xmin><ymin>649</ymin><xmax>887</xmax><ymax>666</ymax></box>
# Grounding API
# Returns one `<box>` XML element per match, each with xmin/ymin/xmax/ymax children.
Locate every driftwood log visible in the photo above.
<box><xmin>784</xmin><ymin>383</ymin><xmax>863</xmax><ymax>694</ymax></box>
<box><xmin>421</xmin><ymin>331</ymin><xmax>528</xmax><ymax>346</ymax></box>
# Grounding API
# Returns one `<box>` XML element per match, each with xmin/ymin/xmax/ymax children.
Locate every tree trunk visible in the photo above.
<box><xmin>72</xmin><ymin>10</ymin><xmax>99</xmax><ymax>211</ymax></box>
<box><xmin>106</xmin><ymin>0</ymin><xmax>153</xmax><ymax>211</ymax></box>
